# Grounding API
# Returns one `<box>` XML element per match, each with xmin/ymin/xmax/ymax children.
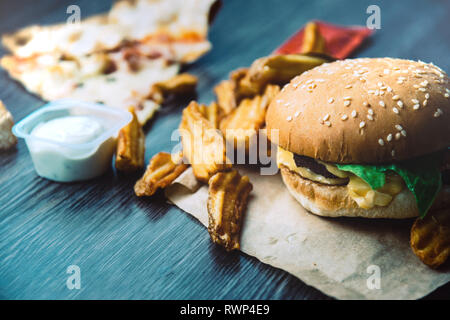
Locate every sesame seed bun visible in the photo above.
<box><xmin>266</xmin><ymin>58</ymin><xmax>450</xmax><ymax>164</ymax></box>
<box><xmin>280</xmin><ymin>166</ymin><xmax>450</xmax><ymax>219</ymax></box>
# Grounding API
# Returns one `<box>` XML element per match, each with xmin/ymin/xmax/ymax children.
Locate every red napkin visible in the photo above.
<box><xmin>275</xmin><ymin>21</ymin><xmax>373</xmax><ymax>59</ymax></box>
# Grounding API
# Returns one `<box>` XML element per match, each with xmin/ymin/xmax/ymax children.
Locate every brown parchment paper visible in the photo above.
<box><xmin>165</xmin><ymin>166</ymin><xmax>450</xmax><ymax>300</ymax></box>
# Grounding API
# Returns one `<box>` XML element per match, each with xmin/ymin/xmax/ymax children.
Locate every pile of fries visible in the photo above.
<box><xmin>121</xmin><ymin>22</ymin><xmax>332</xmax><ymax>251</ymax></box>
<box><xmin>115</xmin><ymin>22</ymin><xmax>449</xmax><ymax>268</ymax></box>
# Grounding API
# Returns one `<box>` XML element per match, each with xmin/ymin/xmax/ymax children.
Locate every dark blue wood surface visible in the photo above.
<box><xmin>0</xmin><ymin>0</ymin><xmax>449</xmax><ymax>299</ymax></box>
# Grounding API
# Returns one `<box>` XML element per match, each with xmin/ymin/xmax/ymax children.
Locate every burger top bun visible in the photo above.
<box><xmin>266</xmin><ymin>58</ymin><xmax>450</xmax><ymax>164</ymax></box>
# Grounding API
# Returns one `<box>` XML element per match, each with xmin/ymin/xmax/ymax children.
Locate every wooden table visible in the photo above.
<box><xmin>1</xmin><ymin>0</ymin><xmax>449</xmax><ymax>299</ymax></box>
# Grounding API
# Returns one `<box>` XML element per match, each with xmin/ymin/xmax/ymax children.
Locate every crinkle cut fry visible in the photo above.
<box><xmin>207</xmin><ymin>170</ymin><xmax>253</xmax><ymax>251</ymax></box>
<box><xmin>214</xmin><ymin>80</ymin><xmax>237</xmax><ymax>115</ymax></box>
<box><xmin>179</xmin><ymin>101</ymin><xmax>231</xmax><ymax>183</ymax></box>
<box><xmin>134</xmin><ymin>152</ymin><xmax>188</xmax><ymax>197</ymax></box>
<box><xmin>150</xmin><ymin>73</ymin><xmax>198</xmax><ymax>104</ymax></box>
<box><xmin>243</xmin><ymin>54</ymin><xmax>328</xmax><ymax>92</ymax></box>
<box><xmin>219</xmin><ymin>84</ymin><xmax>280</xmax><ymax>150</ymax></box>
<box><xmin>411</xmin><ymin>207</ymin><xmax>450</xmax><ymax>269</ymax></box>
<box><xmin>214</xmin><ymin>68</ymin><xmax>249</xmax><ymax>115</ymax></box>
<box><xmin>301</xmin><ymin>21</ymin><xmax>327</xmax><ymax>54</ymax></box>
<box><xmin>116</xmin><ymin>107</ymin><xmax>146</xmax><ymax>172</ymax></box>
<box><xmin>198</xmin><ymin>101</ymin><xmax>221</xmax><ymax>129</ymax></box>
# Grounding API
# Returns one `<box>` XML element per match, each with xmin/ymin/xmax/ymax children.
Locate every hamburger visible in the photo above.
<box><xmin>266</xmin><ymin>58</ymin><xmax>450</xmax><ymax>219</ymax></box>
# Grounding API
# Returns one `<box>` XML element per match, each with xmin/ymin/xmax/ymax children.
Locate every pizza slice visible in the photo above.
<box><xmin>1</xmin><ymin>0</ymin><xmax>217</xmax><ymax>124</ymax></box>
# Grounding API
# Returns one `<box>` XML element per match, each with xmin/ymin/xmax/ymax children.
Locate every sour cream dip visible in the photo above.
<box><xmin>29</xmin><ymin>115</ymin><xmax>116</xmax><ymax>182</ymax></box>
<box><xmin>13</xmin><ymin>100</ymin><xmax>132</xmax><ymax>182</ymax></box>
<box><xmin>32</xmin><ymin>116</ymin><xmax>104</xmax><ymax>145</ymax></box>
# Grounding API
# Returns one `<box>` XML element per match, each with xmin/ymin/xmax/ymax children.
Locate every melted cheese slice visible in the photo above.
<box><xmin>277</xmin><ymin>147</ymin><xmax>404</xmax><ymax>209</ymax></box>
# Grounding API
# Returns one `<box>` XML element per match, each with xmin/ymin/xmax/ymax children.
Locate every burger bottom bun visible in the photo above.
<box><xmin>280</xmin><ymin>166</ymin><xmax>450</xmax><ymax>219</ymax></box>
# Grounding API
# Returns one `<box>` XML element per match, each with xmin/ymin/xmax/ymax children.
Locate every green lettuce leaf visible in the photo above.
<box><xmin>336</xmin><ymin>152</ymin><xmax>444</xmax><ymax>218</ymax></box>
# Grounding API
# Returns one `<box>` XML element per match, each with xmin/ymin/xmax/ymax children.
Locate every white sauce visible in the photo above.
<box><xmin>29</xmin><ymin>115</ymin><xmax>116</xmax><ymax>182</ymax></box>
<box><xmin>32</xmin><ymin>116</ymin><xmax>104</xmax><ymax>144</ymax></box>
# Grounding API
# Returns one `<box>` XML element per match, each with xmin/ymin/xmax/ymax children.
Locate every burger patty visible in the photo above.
<box><xmin>293</xmin><ymin>154</ymin><xmax>343</xmax><ymax>179</ymax></box>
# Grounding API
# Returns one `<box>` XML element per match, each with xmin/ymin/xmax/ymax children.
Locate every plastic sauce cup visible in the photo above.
<box><xmin>13</xmin><ymin>100</ymin><xmax>132</xmax><ymax>182</ymax></box>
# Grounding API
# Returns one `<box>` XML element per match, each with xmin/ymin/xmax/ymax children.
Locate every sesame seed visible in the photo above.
<box><xmin>387</xmin><ymin>86</ymin><xmax>393</xmax><ymax>92</ymax></box>
<box><xmin>367</xmin><ymin>114</ymin><xmax>374</xmax><ymax>121</ymax></box>
<box><xmin>392</xmin><ymin>150</ymin><xmax>396</xmax><ymax>157</ymax></box>
<box><xmin>294</xmin><ymin>111</ymin><xmax>300</xmax><ymax>117</ymax></box>
<box><xmin>413</xmin><ymin>104</ymin><xmax>420</xmax><ymax>110</ymax></box>
<box><xmin>363</xmin><ymin>102</ymin><xmax>369</xmax><ymax>107</ymax></box>
<box><xmin>344</xmin><ymin>100</ymin><xmax>351</xmax><ymax>107</ymax></box>
<box><xmin>419</xmin><ymin>87</ymin><xmax>427</xmax><ymax>92</ymax></box>
<box><xmin>359</xmin><ymin>121</ymin><xmax>366</xmax><ymax>128</ymax></box>
<box><xmin>413</xmin><ymin>84</ymin><xmax>420</xmax><ymax>89</ymax></box>
<box><xmin>387</xmin><ymin>134</ymin><xmax>393</xmax><ymax>142</ymax></box>
<box><xmin>368</xmin><ymin>90</ymin><xmax>375</xmax><ymax>94</ymax></box>
<box><xmin>378</xmin><ymin>139</ymin><xmax>385</xmax><ymax>146</ymax></box>
<box><xmin>276</xmin><ymin>99</ymin><xmax>283</xmax><ymax>103</ymax></box>
<box><xmin>325</xmin><ymin>121</ymin><xmax>331</xmax><ymax>127</ymax></box>
<box><xmin>411</xmin><ymin>98</ymin><xmax>419</xmax><ymax>104</ymax></box>
<box><xmin>284</xmin><ymin>102</ymin><xmax>291</xmax><ymax>107</ymax></box>
<box><xmin>378</xmin><ymin>82</ymin><xmax>383</xmax><ymax>87</ymax></box>
<box><xmin>368</xmin><ymin>109</ymin><xmax>374</xmax><ymax>115</ymax></box>
<box><xmin>423</xmin><ymin>99</ymin><xmax>428</xmax><ymax>106</ymax></box>
<box><xmin>392</xmin><ymin>95</ymin><xmax>400</xmax><ymax>100</ymax></box>
<box><xmin>393</xmin><ymin>107</ymin><xmax>399</xmax><ymax>114</ymax></box>
<box><xmin>345</xmin><ymin>84</ymin><xmax>352</xmax><ymax>89</ymax></box>
<box><xmin>286</xmin><ymin>116</ymin><xmax>292</xmax><ymax>121</ymax></box>
<box><xmin>445</xmin><ymin>93</ymin><xmax>449</xmax><ymax>98</ymax></box>
<box><xmin>397</xmin><ymin>101</ymin><xmax>404</xmax><ymax>108</ymax></box>
<box><xmin>401</xmin><ymin>130</ymin><xmax>407</xmax><ymax>137</ymax></box>
<box><xmin>374</xmin><ymin>90</ymin><xmax>380</xmax><ymax>96</ymax></box>
<box><xmin>395</xmin><ymin>132</ymin><xmax>401</xmax><ymax>140</ymax></box>
<box><xmin>341</xmin><ymin>114</ymin><xmax>348</xmax><ymax>121</ymax></box>
<box><xmin>343</xmin><ymin>96</ymin><xmax>352</xmax><ymax>100</ymax></box>
<box><xmin>305</xmin><ymin>79</ymin><xmax>314</xmax><ymax>84</ymax></box>
<box><xmin>323</xmin><ymin>114</ymin><xmax>330</xmax><ymax>121</ymax></box>
<box><xmin>328</xmin><ymin>97</ymin><xmax>335</xmax><ymax>103</ymax></box>
<box><xmin>351</xmin><ymin>110</ymin><xmax>357</xmax><ymax>118</ymax></box>
<box><xmin>379</xmin><ymin>101</ymin><xmax>385</xmax><ymax>107</ymax></box>
<box><xmin>395</xmin><ymin>124</ymin><xmax>403</xmax><ymax>131</ymax></box>
<box><xmin>383</xmin><ymin>69</ymin><xmax>390</xmax><ymax>74</ymax></box>
<box><xmin>425</xmin><ymin>93</ymin><xmax>430</xmax><ymax>99</ymax></box>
